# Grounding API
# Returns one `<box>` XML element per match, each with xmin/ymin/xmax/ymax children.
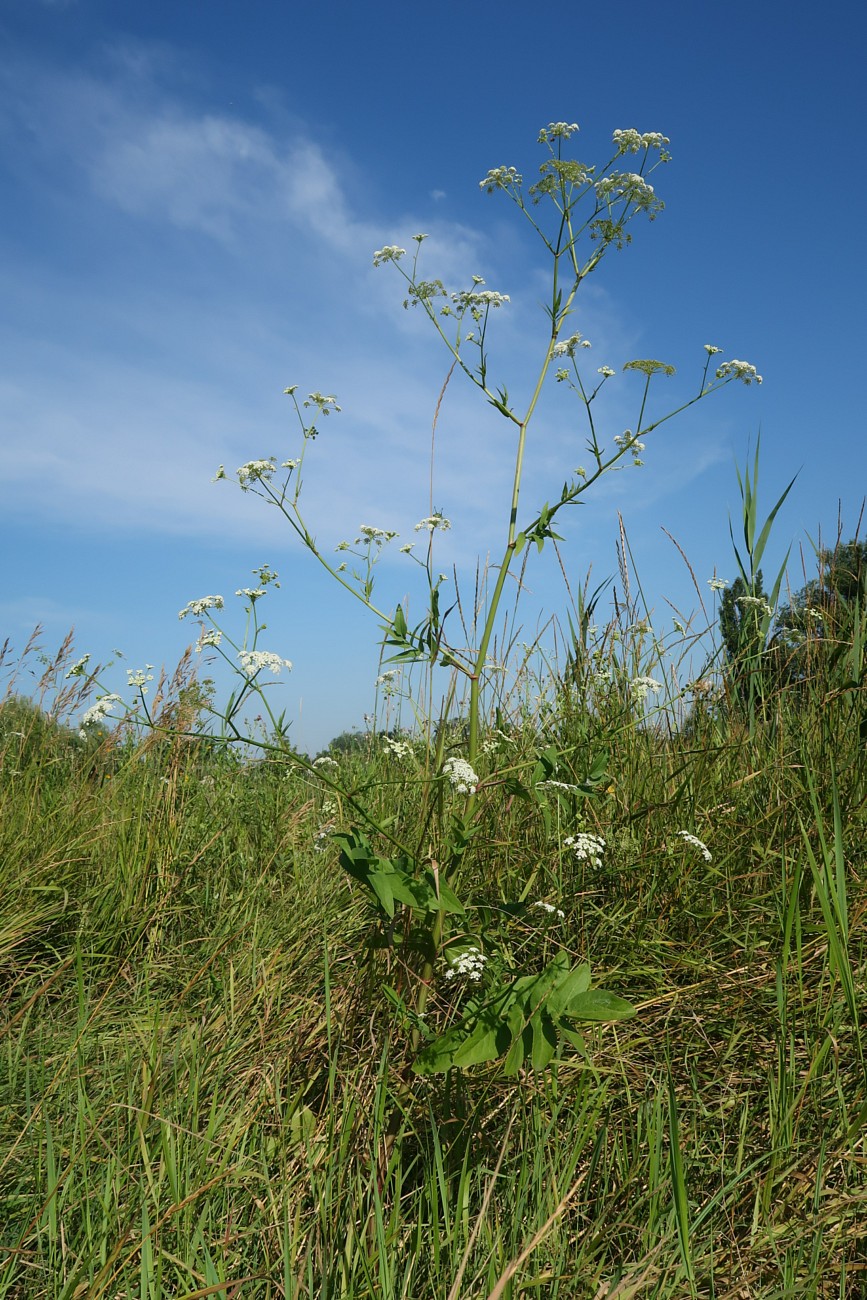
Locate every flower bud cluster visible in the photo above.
<box><xmin>66</xmin><ymin>654</ymin><xmax>92</xmax><ymax>679</ymax></box>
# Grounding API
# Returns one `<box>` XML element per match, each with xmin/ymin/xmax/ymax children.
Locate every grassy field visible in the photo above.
<box><xmin>2</xmin><ymin>569</ymin><xmax>867</xmax><ymax>1300</ymax></box>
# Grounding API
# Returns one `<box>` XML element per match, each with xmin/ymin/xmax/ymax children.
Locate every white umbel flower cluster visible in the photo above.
<box><xmin>179</xmin><ymin>595</ymin><xmax>225</xmax><ymax>620</ymax></box>
<box><xmin>444</xmin><ymin>947</ymin><xmax>487</xmax><ymax>982</ymax></box>
<box><xmin>79</xmin><ymin>694</ymin><xmax>123</xmax><ymax>738</ymax></box>
<box><xmin>715</xmin><ymin>359</ymin><xmax>762</xmax><ymax>385</ymax></box>
<box><xmin>532</xmin><ymin>900</ymin><xmax>566</xmax><ymax>920</ymax></box>
<box><xmin>612</xmin><ymin>128</ymin><xmax>670</xmax><ymax>154</ymax></box>
<box><xmin>677</xmin><ymin>831</ymin><xmax>712</xmax><ymax>862</ymax></box>
<box><xmin>630</xmin><ymin>676</ymin><xmax>664</xmax><ymax>704</ymax></box>
<box><xmin>564</xmin><ymin>832</ymin><xmax>606</xmax><ymax>869</ymax></box>
<box><xmin>237</xmin><ymin>650</ymin><xmax>293</xmax><ymax>676</ymax></box>
<box><xmin>443</xmin><ymin>757</ymin><xmax>479</xmax><ymax>795</ymax></box>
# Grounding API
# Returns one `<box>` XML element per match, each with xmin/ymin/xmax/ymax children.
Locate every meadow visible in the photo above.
<box><xmin>2</xmin><ymin>554</ymin><xmax>867</xmax><ymax>1298</ymax></box>
<box><xmin>3</xmin><ymin>122</ymin><xmax>866</xmax><ymax>1299</ymax></box>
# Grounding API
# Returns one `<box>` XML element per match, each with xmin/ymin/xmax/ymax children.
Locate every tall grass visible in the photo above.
<box><xmin>2</xmin><ymin>554</ymin><xmax>867</xmax><ymax>1299</ymax></box>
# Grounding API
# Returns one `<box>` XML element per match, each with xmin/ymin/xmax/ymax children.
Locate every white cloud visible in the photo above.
<box><xmin>0</xmin><ymin>40</ymin><xmax>727</xmax><ymax>580</ymax></box>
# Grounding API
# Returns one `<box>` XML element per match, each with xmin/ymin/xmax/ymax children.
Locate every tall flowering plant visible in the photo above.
<box><xmin>110</xmin><ymin>122</ymin><xmax>762</xmax><ymax>1079</ymax></box>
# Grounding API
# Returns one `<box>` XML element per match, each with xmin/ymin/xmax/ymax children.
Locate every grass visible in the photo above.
<box><xmin>2</xmin><ymin>586</ymin><xmax>867</xmax><ymax>1300</ymax></box>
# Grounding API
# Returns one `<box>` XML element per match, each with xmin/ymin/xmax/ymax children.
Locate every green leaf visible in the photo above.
<box><xmin>531</xmin><ymin>1011</ymin><xmax>558</xmax><ymax>1071</ymax></box>
<box><xmin>367</xmin><ymin>870</ymin><xmax>396</xmax><ymax>917</ymax></box>
<box><xmin>427</xmin><ymin>874</ymin><xmax>465</xmax><ymax>914</ymax></box>
<box><xmin>288</xmin><ymin>1106</ymin><xmax>316</xmax><ymax>1146</ymax></box>
<box><xmin>503</xmin><ymin>1023</ymin><xmax>531</xmax><ymax>1076</ymax></box>
<box><xmin>413</xmin><ymin>1006</ymin><xmax>513</xmax><ymax>1075</ymax></box>
<box><xmin>547</xmin><ymin>963</ymin><xmax>592</xmax><ymax>1017</ymax></box>
<box><xmin>563</xmin><ymin>988</ymin><xmax>636</xmax><ymax>1022</ymax></box>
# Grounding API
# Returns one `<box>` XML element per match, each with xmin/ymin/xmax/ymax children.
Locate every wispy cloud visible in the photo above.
<box><xmin>0</xmin><ymin>38</ymin><xmax>729</xmax><ymax>577</ymax></box>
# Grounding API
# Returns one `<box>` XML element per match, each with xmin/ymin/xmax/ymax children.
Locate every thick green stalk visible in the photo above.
<box><xmin>466</xmin><ymin>274</ymin><xmax>581</xmax><ymax>765</ymax></box>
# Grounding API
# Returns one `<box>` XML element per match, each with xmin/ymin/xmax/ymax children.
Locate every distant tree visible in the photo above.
<box><xmin>717</xmin><ymin>571</ymin><xmax>775</xmax><ymax>710</ymax></box>
<box><xmin>323</xmin><ymin>728</ymin><xmax>371</xmax><ymax>757</ymax></box>
<box><xmin>770</xmin><ymin>537</ymin><xmax>867</xmax><ymax>692</ymax></box>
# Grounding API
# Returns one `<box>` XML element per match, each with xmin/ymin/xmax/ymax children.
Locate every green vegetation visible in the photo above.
<box><xmin>4</xmin><ymin>120</ymin><xmax>864</xmax><ymax>1299</ymax></box>
<box><xmin>3</xmin><ymin>551</ymin><xmax>867</xmax><ymax>1297</ymax></box>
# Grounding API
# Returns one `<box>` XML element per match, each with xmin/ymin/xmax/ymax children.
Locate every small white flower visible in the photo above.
<box><xmin>538</xmin><ymin>779</ymin><xmax>581</xmax><ymax>794</ymax></box>
<box><xmin>357</xmin><ymin>525</ymin><xmax>398</xmax><ymax>544</ymax></box>
<box><xmin>383</xmin><ymin>735</ymin><xmax>413</xmax><ymax>760</ymax></box>
<box><xmin>539</xmin><ymin>122</ymin><xmax>580</xmax><ymax>142</ymax></box>
<box><xmin>598</xmin><ymin>366</ymin><xmax>616</xmax><ymax>378</ymax></box>
<box><xmin>564</xmin><ymin>832</ymin><xmax>606</xmax><ymax>869</ymax></box>
<box><xmin>704</xmin><ymin>344</ymin><xmax>723</xmax><ymax>355</ymax></box>
<box><xmin>736</xmin><ymin>596</ymin><xmax>773</xmax><ymax>616</ymax></box>
<box><xmin>414</xmin><ymin>514</ymin><xmax>451</xmax><ymax>533</ymax></box>
<box><xmin>127</xmin><ymin>667</ymin><xmax>154</xmax><ymax>691</ymax></box>
<box><xmin>532</xmin><ymin>900</ymin><xmax>566</xmax><ymax>920</ymax></box>
<box><xmin>196</xmin><ymin>629</ymin><xmax>223</xmax><ymax>652</ymax></box>
<box><xmin>630</xmin><ymin>676</ymin><xmax>663</xmax><ymax>704</ymax></box>
<box><xmin>236</xmin><ymin>459</ymin><xmax>277</xmax><ymax>487</ymax></box>
<box><xmin>80</xmin><ymin>694</ymin><xmax>123</xmax><ymax>732</ymax></box>
<box><xmin>313</xmin><ymin>756</ymin><xmax>339</xmax><ymax>769</ymax></box>
<box><xmin>707</xmin><ymin>577</ymin><xmax>729</xmax><ymax>592</ymax></box>
<box><xmin>612</xmin><ymin>128</ymin><xmax>670</xmax><ymax>154</ymax></box>
<box><xmin>444</xmin><ymin>946</ymin><xmax>487</xmax><ymax>982</ymax></box>
<box><xmin>595</xmin><ymin>172</ymin><xmax>657</xmax><ymax>205</ymax></box>
<box><xmin>373</xmin><ymin>245</ymin><xmax>407</xmax><ymax>266</ymax></box>
<box><xmin>479</xmin><ymin>165</ymin><xmax>523</xmax><ymax>193</ymax></box>
<box><xmin>179</xmin><ymin>595</ymin><xmax>225</xmax><ymax>620</ymax></box>
<box><xmin>313</xmin><ymin>823</ymin><xmax>335</xmax><ymax>852</ymax></box>
<box><xmin>65</xmin><ymin>654</ymin><xmax>91</xmax><ymax>679</ymax></box>
<box><xmin>676</xmin><ymin>831</ymin><xmax>712</xmax><ymax>862</ymax></box>
<box><xmin>552</xmin><ymin>332</ymin><xmax>588</xmax><ymax>359</ymax></box>
<box><xmin>443</xmin><ymin>756</ymin><xmax>479</xmax><ymax>795</ymax></box>
<box><xmin>237</xmin><ymin>650</ymin><xmax>292</xmax><ymax>676</ymax></box>
<box><xmin>236</xmin><ymin>587</ymin><xmax>267</xmax><ymax>601</ymax></box>
<box><xmin>715</xmin><ymin>359</ymin><xmax>762</xmax><ymax>385</ymax></box>
<box><xmin>303</xmin><ymin>392</ymin><xmax>341</xmax><ymax>413</ymax></box>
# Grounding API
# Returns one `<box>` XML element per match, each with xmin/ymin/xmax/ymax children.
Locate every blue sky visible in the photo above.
<box><xmin>1</xmin><ymin>0</ymin><xmax>865</xmax><ymax>753</ymax></box>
